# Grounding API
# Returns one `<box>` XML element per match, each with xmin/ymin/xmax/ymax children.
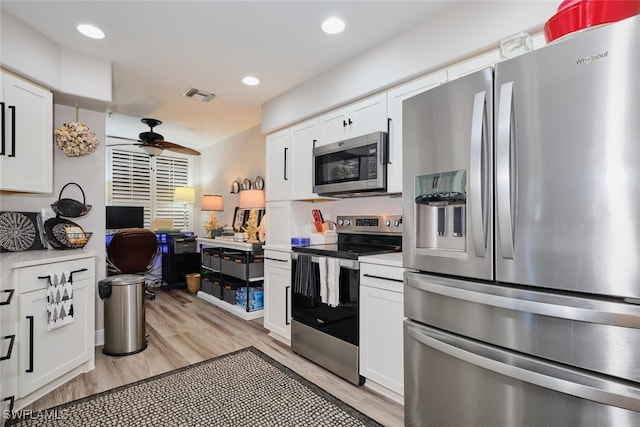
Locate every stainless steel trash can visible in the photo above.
<box><xmin>98</xmin><ymin>274</ymin><xmax>147</xmax><ymax>356</ymax></box>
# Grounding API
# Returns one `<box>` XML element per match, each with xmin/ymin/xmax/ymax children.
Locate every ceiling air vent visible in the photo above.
<box><xmin>182</xmin><ymin>88</ymin><xmax>216</xmax><ymax>102</ymax></box>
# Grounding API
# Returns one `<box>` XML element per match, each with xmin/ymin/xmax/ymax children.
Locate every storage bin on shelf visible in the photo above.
<box><xmin>236</xmin><ymin>287</ymin><xmax>264</xmax><ymax>311</ymax></box>
<box><xmin>220</xmin><ymin>252</ymin><xmax>264</xmax><ymax>280</ymax></box>
<box><xmin>201</xmin><ymin>247</ymin><xmax>221</xmax><ymax>270</ymax></box>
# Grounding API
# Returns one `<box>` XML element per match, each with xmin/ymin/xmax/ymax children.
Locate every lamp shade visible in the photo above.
<box><xmin>201</xmin><ymin>194</ymin><xmax>223</xmax><ymax>211</ymax></box>
<box><xmin>173</xmin><ymin>186</ymin><xmax>195</xmax><ymax>203</ymax></box>
<box><xmin>239</xmin><ymin>189</ymin><xmax>265</xmax><ymax>209</ymax></box>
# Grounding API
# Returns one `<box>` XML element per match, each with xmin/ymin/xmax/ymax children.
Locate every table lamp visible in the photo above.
<box><xmin>173</xmin><ymin>186</ymin><xmax>195</xmax><ymax>231</ymax></box>
<box><xmin>239</xmin><ymin>189</ymin><xmax>265</xmax><ymax>243</ymax></box>
<box><xmin>202</xmin><ymin>194</ymin><xmax>224</xmax><ymax>237</ymax></box>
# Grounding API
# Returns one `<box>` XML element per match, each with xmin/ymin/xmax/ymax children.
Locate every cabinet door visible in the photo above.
<box><xmin>0</xmin><ymin>71</ymin><xmax>53</xmax><ymax>193</ymax></box>
<box><xmin>265</xmin><ymin>128</ymin><xmax>291</xmax><ymax>201</ymax></box>
<box><xmin>18</xmin><ymin>282</ymin><xmax>92</xmax><ymax>398</ymax></box>
<box><xmin>387</xmin><ymin>71</ymin><xmax>446</xmax><ymax>193</ymax></box>
<box><xmin>319</xmin><ymin>94</ymin><xmax>388</xmax><ymax>146</ymax></box>
<box><xmin>319</xmin><ymin>108</ymin><xmax>350</xmax><ymax>146</ymax></box>
<box><xmin>290</xmin><ymin>119</ymin><xmax>319</xmax><ymax>200</ymax></box>
<box><xmin>348</xmin><ymin>93</ymin><xmax>388</xmax><ymax>139</ymax></box>
<box><xmin>265</xmin><ymin>201</ymin><xmax>292</xmax><ymax>250</ymax></box>
<box><xmin>264</xmin><ymin>261</ymin><xmax>291</xmax><ymax>342</ymax></box>
<box><xmin>1</xmin><ymin>283</ymin><xmax>18</xmax><ymax>410</ymax></box>
<box><xmin>360</xmin><ymin>284</ymin><xmax>404</xmax><ymax>396</ymax></box>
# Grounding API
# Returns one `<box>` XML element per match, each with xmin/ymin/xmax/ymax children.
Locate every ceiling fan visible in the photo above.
<box><xmin>106</xmin><ymin>118</ymin><xmax>201</xmax><ymax>156</ymax></box>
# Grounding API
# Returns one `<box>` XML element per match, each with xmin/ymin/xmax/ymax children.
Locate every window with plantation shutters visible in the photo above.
<box><xmin>107</xmin><ymin>148</ymin><xmax>193</xmax><ymax>230</ymax></box>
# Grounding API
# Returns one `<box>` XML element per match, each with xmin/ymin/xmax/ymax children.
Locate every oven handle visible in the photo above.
<box><xmin>291</xmin><ymin>252</ymin><xmax>359</xmax><ymax>270</ymax></box>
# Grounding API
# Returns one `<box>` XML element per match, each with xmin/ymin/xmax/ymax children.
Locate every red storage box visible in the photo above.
<box><xmin>544</xmin><ymin>0</ymin><xmax>640</xmax><ymax>42</ymax></box>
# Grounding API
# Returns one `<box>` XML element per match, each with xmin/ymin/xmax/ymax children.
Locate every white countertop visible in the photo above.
<box><xmin>197</xmin><ymin>237</ymin><xmax>263</xmax><ymax>252</ymax></box>
<box><xmin>358</xmin><ymin>252</ymin><xmax>403</xmax><ymax>268</ymax></box>
<box><xmin>0</xmin><ymin>248</ymin><xmax>97</xmax><ymax>269</ymax></box>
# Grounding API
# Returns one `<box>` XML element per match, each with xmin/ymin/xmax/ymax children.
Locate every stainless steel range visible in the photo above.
<box><xmin>291</xmin><ymin>215</ymin><xmax>402</xmax><ymax>385</ymax></box>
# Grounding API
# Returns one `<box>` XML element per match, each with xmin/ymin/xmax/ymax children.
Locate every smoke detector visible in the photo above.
<box><xmin>182</xmin><ymin>88</ymin><xmax>216</xmax><ymax>102</ymax></box>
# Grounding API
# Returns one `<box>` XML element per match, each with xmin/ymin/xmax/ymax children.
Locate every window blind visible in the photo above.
<box><xmin>107</xmin><ymin>148</ymin><xmax>192</xmax><ymax>230</ymax></box>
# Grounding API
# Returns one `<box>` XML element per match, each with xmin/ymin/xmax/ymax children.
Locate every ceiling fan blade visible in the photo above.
<box><xmin>106</xmin><ymin>134</ymin><xmax>143</xmax><ymax>143</ymax></box>
<box><xmin>156</xmin><ymin>140</ymin><xmax>201</xmax><ymax>156</ymax></box>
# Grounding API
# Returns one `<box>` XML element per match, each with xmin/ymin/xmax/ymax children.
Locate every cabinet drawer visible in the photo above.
<box><xmin>361</xmin><ymin>263</ymin><xmax>404</xmax><ymax>283</ymax></box>
<box><xmin>15</xmin><ymin>258</ymin><xmax>94</xmax><ymax>294</ymax></box>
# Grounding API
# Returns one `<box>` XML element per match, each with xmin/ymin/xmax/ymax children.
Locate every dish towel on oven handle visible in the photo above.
<box><xmin>326</xmin><ymin>257</ymin><xmax>340</xmax><ymax>307</ymax></box>
<box><xmin>318</xmin><ymin>256</ymin><xmax>328</xmax><ymax>304</ymax></box>
<box><xmin>40</xmin><ymin>268</ymin><xmax>86</xmax><ymax>331</ymax></box>
<box><xmin>293</xmin><ymin>254</ymin><xmax>316</xmax><ymax>298</ymax></box>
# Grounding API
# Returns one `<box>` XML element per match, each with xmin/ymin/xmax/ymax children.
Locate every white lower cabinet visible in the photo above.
<box><xmin>263</xmin><ymin>249</ymin><xmax>292</xmax><ymax>344</ymax></box>
<box><xmin>0</xmin><ymin>251</ymin><xmax>95</xmax><ymax>411</ymax></box>
<box><xmin>359</xmin><ymin>261</ymin><xmax>404</xmax><ymax>403</ymax></box>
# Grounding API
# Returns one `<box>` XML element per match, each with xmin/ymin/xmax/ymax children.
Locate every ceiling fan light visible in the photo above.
<box><xmin>140</xmin><ymin>145</ymin><xmax>163</xmax><ymax>156</ymax></box>
<box><xmin>77</xmin><ymin>24</ymin><xmax>105</xmax><ymax>40</ymax></box>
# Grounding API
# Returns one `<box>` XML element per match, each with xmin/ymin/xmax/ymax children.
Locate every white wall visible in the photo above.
<box><xmin>196</xmin><ymin>125</ymin><xmax>265</xmax><ymax>237</ymax></box>
<box><xmin>0</xmin><ymin>104</ymin><xmax>107</xmax><ymax>331</ymax></box>
<box><xmin>262</xmin><ymin>1</ymin><xmax>558</xmax><ymax>132</ymax></box>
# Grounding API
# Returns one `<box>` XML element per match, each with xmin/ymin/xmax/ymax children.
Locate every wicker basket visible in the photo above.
<box><xmin>186</xmin><ymin>273</ymin><xmax>201</xmax><ymax>293</ymax></box>
<box><xmin>44</xmin><ymin>217</ymin><xmax>92</xmax><ymax>249</ymax></box>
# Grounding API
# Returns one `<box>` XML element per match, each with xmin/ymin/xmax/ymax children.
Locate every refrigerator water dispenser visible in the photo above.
<box><xmin>414</xmin><ymin>170</ymin><xmax>467</xmax><ymax>254</ymax></box>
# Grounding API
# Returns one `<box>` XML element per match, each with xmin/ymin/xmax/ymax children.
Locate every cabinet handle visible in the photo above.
<box><xmin>2</xmin><ymin>396</ymin><xmax>15</xmax><ymax>420</ymax></box>
<box><xmin>285</xmin><ymin>285</ymin><xmax>290</xmax><ymax>325</ymax></box>
<box><xmin>283</xmin><ymin>147</ymin><xmax>288</xmax><ymax>180</ymax></box>
<box><xmin>8</xmin><ymin>105</ymin><xmax>15</xmax><ymax>157</ymax></box>
<box><xmin>26</xmin><ymin>315</ymin><xmax>34</xmax><ymax>373</ymax></box>
<box><xmin>343</xmin><ymin>119</ymin><xmax>347</xmax><ymax>127</ymax></box>
<box><xmin>0</xmin><ymin>289</ymin><xmax>14</xmax><ymax>305</ymax></box>
<box><xmin>0</xmin><ymin>334</ymin><xmax>15</xmax><ymax>361</ymax></box>
<box><xmin>348</xmin><ymin>118</ymin><xmax>353</xmax><ymax>126</ymax></box>
<box><xmin>0</xmin><ymin>101</ymin><xmax>5</xmax><ymax>155</ymax></box>
<box><xmin>265</xmin><ymin>257</ymin><xmax>288</xmax><ymax>263</ymax></box>
<box><xmin>362</xmin><ymin>273</ymin><xmax>403</xmax><ymax>283</ymax></box>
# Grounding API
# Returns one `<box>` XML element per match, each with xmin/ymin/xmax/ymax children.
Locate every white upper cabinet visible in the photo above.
<box><xmin>265</xmin><ymin>128</ymin><xmax>291</xmax><ymax>202</ymax></box>
<box><xmin>387</xmin><ymin>71</ymin><xmax>446</xmax><ymax>194</ymax></box>
<box><xmin>0</xmin><ymin>71</ymin><xmax>53</xmax><ymax>193</ymax></box>
<box><xmin>290</xmin><ymin>118</ymin><xmax>320</xmax><ymax>200</ymax></box>
<box><xmin>318</xmin><ymin>93</ymin><xmax>388</xmax><ymax>147</ymax></box>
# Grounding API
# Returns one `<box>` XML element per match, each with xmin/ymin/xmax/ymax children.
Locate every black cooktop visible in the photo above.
<box><xmin>292</xmin><ymin>233</ymin><xmax>402</xmax><ymax>260</ymax></box>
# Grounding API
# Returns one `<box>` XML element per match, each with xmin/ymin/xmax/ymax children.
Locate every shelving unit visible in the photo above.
<box><xmin>197</xmin><ymin>238</ymin><xmax>264</xmax><ymax>321</ymax></box>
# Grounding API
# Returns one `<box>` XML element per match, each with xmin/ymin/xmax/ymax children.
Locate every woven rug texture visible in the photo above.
<box><xmin>9</xmin><ymin>347</ymin><xmax>382</xmax><ymax>427</ymax></box>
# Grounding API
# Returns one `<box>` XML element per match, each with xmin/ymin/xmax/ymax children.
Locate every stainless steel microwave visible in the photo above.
<box><xmin>313</xmin><ymin>131</ymin><xmax>388</xmax><ymax>197</ymax></box>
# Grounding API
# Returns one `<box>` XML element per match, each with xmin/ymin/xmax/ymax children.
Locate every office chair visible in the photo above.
<box><xmin>107</xmin><ymin>228</ymin><xmax>159</xmax><ymax>299</ymax></box>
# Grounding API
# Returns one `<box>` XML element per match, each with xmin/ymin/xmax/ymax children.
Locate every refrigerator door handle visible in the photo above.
<box><xmin>496</xmin><ymin>81</ymin><xmax>516</xmax><ymax>259</ymax></box>
<box><xmin>470</xmin><ymin>91</ymin><xmax>487</xmax><ymax>257</ymax></box>
<box><xmin>406</xmin><ymin>322</ymin><xmax>640</xmax><ymax>412</ymax></box>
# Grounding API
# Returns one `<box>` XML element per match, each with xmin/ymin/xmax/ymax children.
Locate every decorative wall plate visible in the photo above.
<box><xmin>242</xmin><ymin>178</ymin><xmax>252</xmax><ymax>190</ymax></box>
<box><xmin>254</xmin><ymin>176</ymin><xmax>264</xmax><ymax>190</ymax></box>
<box><xmin>230</xmin><ymin>180</ymin><xmax>240</xmax><ymax>194</ymax></box>
<box><xmin>0</xmin><ymin>211</ymin><xmax>46</xmax><ymax>252</ymax></box>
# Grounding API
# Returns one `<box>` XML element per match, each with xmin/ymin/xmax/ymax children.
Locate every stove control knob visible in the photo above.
<box><xmin>337</xmin><ymin>219</ymin><xmax>344</xmax><ymax>226</ymax></box>
<box><xmin>394</xmin><ymin>218</ymin><xmax>402</xmax><ymax>227</ymax></box>
<box><xmin>343</xmin><ymin>219</ymin><xmax>351</xmax><ymax>226</ymax></box>
<box><xmin>384</xmin><ymin>219</ymin><xmax>391</xmax><ymax>226</ymax></box>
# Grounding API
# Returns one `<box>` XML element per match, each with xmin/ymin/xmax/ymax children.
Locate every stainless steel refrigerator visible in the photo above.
<box><xmin>403</xmin><ymin>14</ymin><xmax>640</xmax><ymax>427</ymax></box>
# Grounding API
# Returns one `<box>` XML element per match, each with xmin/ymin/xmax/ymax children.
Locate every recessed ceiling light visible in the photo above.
<box><xmin>321</xmin><ymin>17</ymin><xmax>345</xmax><ymax>34</ymax></box>
<box><xmin>242</xmin><ymin>76</ymin><xmax>260</xmax><ymax>86</ymax></box>
<box><xmin>77</xmin><ymin>24</ymin><xmax>105</xmax><ymax>40</ymax></box>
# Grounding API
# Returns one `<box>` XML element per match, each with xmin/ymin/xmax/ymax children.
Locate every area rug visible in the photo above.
<box><xmin>10</xmin><ymin>347</ymin><xmax>382</xmax><ymax>427</ymax></box>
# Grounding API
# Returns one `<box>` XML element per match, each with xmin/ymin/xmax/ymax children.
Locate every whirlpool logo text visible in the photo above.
<box><xmin>576</xmin><ymin>50</ymin><xmax>608</xmax><ymax>65</ymax></box>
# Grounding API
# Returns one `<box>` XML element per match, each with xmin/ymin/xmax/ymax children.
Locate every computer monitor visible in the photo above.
<box><xmin>106</xmin><ymin>206</ymin><xmax>144</xmax><ymax>230</ymax></box>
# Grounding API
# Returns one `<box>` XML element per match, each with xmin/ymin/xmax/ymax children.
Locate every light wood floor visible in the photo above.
<box><xmin>28</xmin><ymin>288</ymin><xmax>404</xmax><ymax>426</ymax></box>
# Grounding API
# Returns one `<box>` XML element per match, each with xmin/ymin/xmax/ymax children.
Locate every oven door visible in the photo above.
<box><xmin>313</xmin><ymin>132</ymin><xmax>387</xmax><ymax>196</ymax></box>
<box><xmin>290</xmin><ymin>253</ymin><xmax>360</xmax><ymax>346</ymax></box>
